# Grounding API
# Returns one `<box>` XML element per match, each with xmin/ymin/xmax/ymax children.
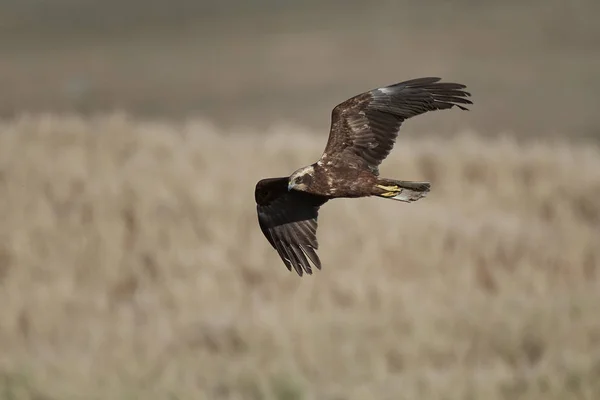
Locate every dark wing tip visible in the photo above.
<box><xmin>385</xmin><ymin>76</ymin><xmax>473</xmax><ymax>111</ymax></box>
<box><xmin>389</xmin><ymin>76</ymin><xmax>442</xmax><ymax>87</ymax></box>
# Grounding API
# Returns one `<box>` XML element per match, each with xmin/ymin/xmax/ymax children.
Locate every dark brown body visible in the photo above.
<box><xmin>311</xmin><ymin>161</ymin><xmax>377</xmax><ymax>198</ymax></box>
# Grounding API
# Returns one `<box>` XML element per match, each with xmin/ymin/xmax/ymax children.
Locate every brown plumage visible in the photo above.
<box><xmin>255</xmin><ymin>77</ymin><xmax>472</xmax><ymax>276</ymax></box>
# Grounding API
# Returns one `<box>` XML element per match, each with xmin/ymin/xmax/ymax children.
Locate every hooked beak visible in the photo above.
<box><xmin>288</xmin><ymin>181</ymin><xmax>294</xmax><ymax>192</ymax></box>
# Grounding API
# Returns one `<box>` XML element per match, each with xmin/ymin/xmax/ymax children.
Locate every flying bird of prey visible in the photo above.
<box><xmin>254</xmin><ymin>77</ymin><xmax>472</xmax><ymax>276</ymax></box>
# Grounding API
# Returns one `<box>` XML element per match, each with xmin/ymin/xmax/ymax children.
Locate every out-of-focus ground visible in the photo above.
<box><xmin>0</xmin><ymin>115</ymin><xmax>599</xmax><ymax>399</ymax></box>
<box><xmin>1</xmin><ymin>0</ymin><xmax>600</xmax><ymax>138</ymax></box>
<box><xmin>1</xmin><ymin>1</ymin><xmax>600</xmax><ymax>399</ymax></box>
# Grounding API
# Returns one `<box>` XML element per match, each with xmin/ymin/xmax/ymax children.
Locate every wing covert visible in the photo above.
<box><xmin>321</xmin><ymin>77</ymin><xmax>472</xmax><ymax>170</ymax></box>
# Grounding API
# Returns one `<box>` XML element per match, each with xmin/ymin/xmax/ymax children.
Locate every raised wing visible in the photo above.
<box><xmin>255</xmin><ymin>177</ymin><xmax>329</xmax><ymax>276</ymax></box>
<box><xmin>321</xmin><ymin>77</ymin><xmax>472</xmax><ymax>170</ymax></box>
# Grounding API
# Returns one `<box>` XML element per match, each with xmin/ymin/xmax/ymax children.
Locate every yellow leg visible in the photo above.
<box><xmin>375</xmin><ymin>184</ymin><xmax>400</xmax><ymax>192</ymax></box>
<box><xmin>376</xmin><ymin>184</ymin><xmax>402</xmax><ymax>197</ymax></box>
<box><xmin>374</xmin><ymin>181</ymin><xmax>430</xmax><ymax>202</ymax></box>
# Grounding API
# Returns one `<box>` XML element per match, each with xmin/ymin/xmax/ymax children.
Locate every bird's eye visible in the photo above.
<box><xmin>295</xmin><ymin>176</ymin><xmax>303</xmax><ymax>184</ymax></box>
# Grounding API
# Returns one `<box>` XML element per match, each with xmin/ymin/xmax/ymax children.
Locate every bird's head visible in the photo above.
<box><xmin>288</xmin><ymin>165</ymin><xmax>315</xmax><ymax>192</ymax></box>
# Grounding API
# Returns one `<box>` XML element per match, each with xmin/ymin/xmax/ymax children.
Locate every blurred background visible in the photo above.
<box><xmin>1</xmin><ymin>1</ymin><xmax>600</xmax><ymax>399</ymax></box>
<box><xmin>2</xmin><ymin>0</ymin><xmax>600</xmax><ymax>138</ymax></box>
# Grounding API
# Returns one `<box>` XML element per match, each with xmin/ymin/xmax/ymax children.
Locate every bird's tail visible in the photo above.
<box><xmin>372</xmin><ymin>178</ymin><xmax>431</xmax><ymax>203</ymax></box>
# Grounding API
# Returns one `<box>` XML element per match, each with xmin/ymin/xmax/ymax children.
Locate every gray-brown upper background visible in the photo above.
<box><xmin>2</xmin><ymin>0</ymin><xmax>599</xmax><ymax>139</ymax></box>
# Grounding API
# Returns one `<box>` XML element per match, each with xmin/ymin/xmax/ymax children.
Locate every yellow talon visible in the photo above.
<box><xmin>376</xmin><ymin>184</ymin><xmax>400</xmax><ymax>192</ymax></box>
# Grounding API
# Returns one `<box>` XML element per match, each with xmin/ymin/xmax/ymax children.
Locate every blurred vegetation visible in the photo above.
<box><xmin>0</xmin><ymin>115</ymin><xmax>599</xmax><ymax>399</ymax></box>
<box><xmin>1</xmin><ymin>2</ymin><xmax>600</xmax><ymax>398</ymax></box>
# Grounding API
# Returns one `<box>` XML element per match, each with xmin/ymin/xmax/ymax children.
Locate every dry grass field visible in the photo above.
<box><xmin>0</xmin><ymin>114</ymin><xmax>599</xmax><ymax>399</ymax></box>
<box><xmin>2</xmin><ymin>1</ymin><xmax>600</xmax><ymax>398</ymax></box>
